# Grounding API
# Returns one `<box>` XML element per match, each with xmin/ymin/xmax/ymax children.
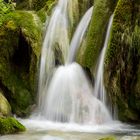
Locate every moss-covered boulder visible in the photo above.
<box><xmin>99</xmin><ymin>136</ymin><xmax>116</xmax><ymax>140</ymax></box>
<box><xmin>0</xmin><ymin>117</ymin><xmax>25</xmax><ymax>135</ymax></box>
<box><xmin>77</xmin><ymin>0</ymin><xmax>118</xmax><ymax>70</ymax></box>
<box><xmin>105</xmin><ymin>0</ymin><xmax>140</xmax><ymax>122</ymax></box>
<box><xmin>0</xmin><ymin>91</ymin><xmax>11</xmax><ymax>117</ymax></box>
<box><xmin>0</xmin><ymin>10</ymin><xmax>42</xmax><ymax>117</ymax></box>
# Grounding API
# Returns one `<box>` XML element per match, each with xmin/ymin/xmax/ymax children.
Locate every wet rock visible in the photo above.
<box><xmin>0</xmin><ymin>91</ymin><xmax>11</xmax><ymax>117</ymax></box>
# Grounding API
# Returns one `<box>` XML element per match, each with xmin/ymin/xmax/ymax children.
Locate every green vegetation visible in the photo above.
<box><xmin>99</xmin><ymin>136</ymin><xmax>116</xmax><ymax>140</ymax></box>
<box><xmin>16</xmin><ymin>0</ymin><xmax>55</xmax><ymax>11</ymax></box>
<box><xmin>37</xmin><ymin>0</ymin><xmax>56</xmax><ymax>23</ymax></box>
<box><xmin>0</xmin><ymin>117</ymin><xmax>25</xmax><ymax>135</ymax></box>
<box><xmin>0</xmin><ymin>10</ymin><xmax>42</xmax><ymax>116</ymax></box>
<box><xmin>77</xmin><ymin>0</ymin><xmax>118</xmax><ymax>69</ymax></box>
<box><xmin>105</xmin><ymin>0</ymin><xmax>140</xmax><ymax>122</ymax></box>
<box><xmin>0</xmin><ymin>0</ymin><xmax>14</xmax><ymax>26</ymax></box>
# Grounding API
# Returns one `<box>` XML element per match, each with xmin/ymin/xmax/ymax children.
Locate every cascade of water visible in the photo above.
<box><xmin>94</xmin><ymin>15</ymin><xmax>114</xmax><ymax>107</ymax></box>
<box><xmin>43</xmin><ymin>63</ymin><xmax>111</xmax><ymax>124</ymax></box>
<box><xmin>35</xmin><ymin>0</ymin><xmax>115</xmax><ymax>125</ymax></box>
<box><xmin>36</xmin><ymin>6</ymin><xmax>113</xmax><ymax>124</ymax></box>
<box><xmin>38</xmin><ymin>0</ymin><xmax>70</xmax><ymax>110</ymax></box>
<box><xmin>68</xmin><ymin>6</ymin><xmax>93</xmax><ymax>63</ymax></box>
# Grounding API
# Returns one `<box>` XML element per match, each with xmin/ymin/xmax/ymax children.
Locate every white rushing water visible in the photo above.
<box><xmin>38</xmin><ymin>0</ymin><xmax>70</xmax><ymax>110</ymax></box>
<box><xmin>94</xmin><ymin>15</ymin><xmax>113</xmax><ymax>106</ymax></box>
<box><xmin>35</xmin><ymin>3</ymin><xmax>113</xmax><ymax>124</ymax></box>
<box><xmin>42</xmin><ymin>62</ymin><xmax>111</xmax><ymax>124</ymax></box>
<box><xmin>68</xmin><ymin>6</ymin><xmax>93</xmax><ymax>63</ymax></box>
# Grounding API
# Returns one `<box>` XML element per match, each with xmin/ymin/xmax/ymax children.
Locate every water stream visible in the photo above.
<box><xmin>36</xmin><ymin>2</ymin><xmax>112</xmax><ymax>124</ymax></box>
<box><xmin>38</xmin><ymin>0</ymin><xmax>70</xmax><ymax>110</ymax></box>
<box><xmin>68</xmin><ymin>6</ymin><xmax>93</xmax><ymax>63</ymax></box>
<box><xmin>93</xmin><ymin>15</ymin><xmax>117</xmax><ymax>118</ymax></box>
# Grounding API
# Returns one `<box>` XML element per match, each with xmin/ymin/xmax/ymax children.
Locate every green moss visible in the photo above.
<box><xmin>16</xmin><ymin>0</ymin><xmax>55</xmax><ymax>11</ymax></box>
<box><xmin>99</xmin><ymin>136</ymin><xmax>116</xmax><ymax>140</ymax></box>
<box><xmin>77</xmin><ymin>0</ymin><xmax>118</xmax><ymax>69</ymax></box>
<box><xmin>32</xmin><ymin>0</ymin><xmax>48</xmax><ymax>11</ymax></box>
<box><xmin>37</xmin><ymin>0</ymin><xmax>56</xmax><ymax>23</ymax></box>
<box><xmin>106</xmin><ymin>0</ymin><xmax>133</xmax><ymax>64</ymax></box>
<box><xmin>78</xmin><ymin>0</ymin><xmax>93</xmax><ymax>18</ymax></box>
<box><xmin>37</xmin><ymin>8</ymin><xmax>47</xmax><ymax>23</ymax></box>
<box><xmin>105</xmin><ymin>0</ymin><xmax>140</xmax><ymax>122</ymax></box>
<box><xmin>16</xmin><ymin>0</ymin><xmax>30</xmax><ymax>10</ymax></box>
<box><xmin>0</xmin><ymin>10</ymin><xmax>42</xmax><ymax>116</ymax></box>
<box><xmin>0</xmin><ymin>117</ymin><xmax>25</xmax><ymax>135</ymax></box>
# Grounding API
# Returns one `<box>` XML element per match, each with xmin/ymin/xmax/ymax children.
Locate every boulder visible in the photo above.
<box><xmin>0</xmin><ymin>117</ymin><xmax>26</xmax><ymax>135</ymax></box>
<box><xmin>0</xmin><ymin>91</ymin><xmax>11</xmax><ymax>117</ymax></box>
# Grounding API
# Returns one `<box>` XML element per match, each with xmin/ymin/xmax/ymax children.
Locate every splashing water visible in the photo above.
<box><xmin>36</xmin><ymin>0</ymin><xmax>114</xmax><ymax>125</ymax></box>
<box><xmin>94</xmin><ymin>15</ymin><xmax>114</xmax><ymax>115</ymax></box>
<box><xmin>43</xmin><ymin>63</ymin><xmax>111</xmax><ymax>124</ymax></box>
<box><xmin>38</xmin><ymin>0</ymin><xmax>70</xmax><ymax>109</ymax></box>
<box><xmin>68</xmin><ymin>6</ymin><xmax>93</xmax><ymax>63</ymax></box>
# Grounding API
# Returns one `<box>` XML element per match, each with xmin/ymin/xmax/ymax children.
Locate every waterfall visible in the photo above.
<box><xmin>94</xmin><ymin>15</ymin><xmax>114</xmax><ymax>113</ymax></box>
<box><xmin>68</xmin><ymin>6</ymin><xmax>93</xmax><ymax>63</ymax></box>
<box><xmin>43</xmin><ymin>63</ymin><xmax>111</xmax><ymax>124</ymax></box>
<box><xmin>38</xmin><ymin>0</ymin><xmax>70</xmax><ymax>110</ymax></box>
<box><xmin>36</xmin><ymin>0</ymin><xmax>114</xmax><ymax>125</ymax></box>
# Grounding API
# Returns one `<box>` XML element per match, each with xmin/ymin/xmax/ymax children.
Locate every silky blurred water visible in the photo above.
<box><xmin>0</xmin><ymin>119</ymin><xmax>140</xmax><ymax>140</ymax></box>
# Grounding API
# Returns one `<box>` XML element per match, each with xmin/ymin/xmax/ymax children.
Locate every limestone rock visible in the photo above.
<box><xmin>0</xmin><ymin>92</ymin><xmax>11</xmax><ymax>117</ymax></box>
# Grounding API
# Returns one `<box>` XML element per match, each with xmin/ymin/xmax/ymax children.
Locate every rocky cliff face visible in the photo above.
<box><xmin>0</xmin><ymin>0</ymin><xmax>43</xmax><ymax>116</ymax></box>
<box><xmin>78</xmin><ymin>0</ymin><xmax>140</xmax><ymax>122</ymax></box>
<box><xmin>105</xmin><ymin>0</ymin><xmax>140</xmax><ymax>122</ymax></box>
<box><xmin>77</xmin><ymin>0</ymin><xmax>118</xmax><ymax>70</ymax></box>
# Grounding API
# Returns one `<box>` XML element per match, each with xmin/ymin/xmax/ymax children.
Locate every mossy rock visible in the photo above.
<box><xmin>0</xmin><ymin>92</ymin><xmax>11</xmax><ymax>117</ymax></box>
<box><xmin>0</xmin><ymin>117</ymin><xmax>25</xmax><ymax>135</ymax></box>
<box><xmin>36</xmin><ymin>0</ymin><xmax>57</xmax><ymax>23</ymax></box>
<box><xmin>16</xmin><ymin>0</ymin><xmax>55</xmax><ymax>11</ymax></box>
<box><xmin>105</xmin><ymin>0</ymin><xmax>140</xmax><ymax>122</ymax></box>
<box><xmin>99</xmin><ymin>136</ymin><xmax>116</xmax><ymax>140</ymax></box>
<box><xmin>0</xmin><ymin>10</ymin><xmax>42</xmax><ymax>116</ymax></box>
<box><xmin>77</xmin><ymin>0</ymin><xmax>118</xmax><ymax>70</ymax></box>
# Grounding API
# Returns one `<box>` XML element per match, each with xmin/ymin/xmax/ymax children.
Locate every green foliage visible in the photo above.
<box><xmin>0</xmin><ymin>0</ymin><xmax>12</xmax><ymax>13</ymax></box>
<box><xmin>0</xmin><ymin>0</ymin><xmax>14</xmax><ymax>26</ymax></box>
<box><xmin>77</xmin><ymin>0</ymin><xmax>117</xmax><ymax>69</ymax></box>
<box><xmin>0</xmin><ymin>117</ymin><xmax>25</xmax><ymax>135</ymax></box>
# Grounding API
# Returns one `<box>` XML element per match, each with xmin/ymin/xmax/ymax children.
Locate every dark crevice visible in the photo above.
<box><xmin>84</xmin><ymin>67</ymin><xmax>94</xmax><ymax>85</ymax></box>
<box><xmin>12</xmin><ymin>29</ymin><xmax>31</xmax><ymax>73</ymax></box>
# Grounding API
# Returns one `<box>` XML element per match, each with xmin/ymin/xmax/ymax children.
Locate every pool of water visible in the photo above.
<box><xmin>0</xmin><ymin>119</ymin><xmax>140</xmax><ymax>140</ymax></box>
